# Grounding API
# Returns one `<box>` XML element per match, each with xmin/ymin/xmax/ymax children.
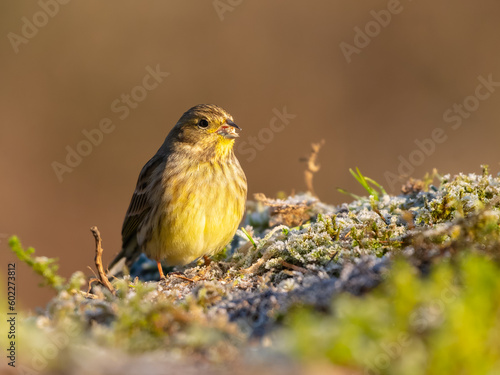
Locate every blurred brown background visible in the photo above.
<box><xmin>2</xmin><ymin>1</ymin><xmax>500</xmax><ymax>310</ymax></box>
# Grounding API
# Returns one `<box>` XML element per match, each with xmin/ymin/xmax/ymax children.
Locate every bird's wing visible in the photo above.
<box><xmin>121</xmin><ymin>154</ymin><xmax>165</xmax><ymax>244</ymax></box>
<box><xmin>107</xmin><ymin>154</ymin><xmax>165</xmax><ymax>275</ymax></box>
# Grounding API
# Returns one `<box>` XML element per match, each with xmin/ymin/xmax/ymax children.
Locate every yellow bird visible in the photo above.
<box><xmin>108</xmin><ymin>104</ymin><xmax>247</xmax><ymax>279</ymax></box>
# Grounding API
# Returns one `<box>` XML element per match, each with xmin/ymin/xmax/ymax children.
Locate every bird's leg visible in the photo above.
<box><xmin>157</xmin><ymin>261</ymin><xmax>166</xmax><ymax>280</ymax></box>
<box><xmin>203</xmin><ymin>255</ymin><xmax>212</xmax><ymax>267</ymax></box>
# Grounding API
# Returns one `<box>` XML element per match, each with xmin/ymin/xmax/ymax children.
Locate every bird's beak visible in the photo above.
<box><xmin>217</xmin><ymin>119</ymin><xmax>241</xmax><ymax>139</ymax></box>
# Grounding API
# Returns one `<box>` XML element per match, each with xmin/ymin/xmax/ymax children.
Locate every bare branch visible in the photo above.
<box><xmin>302</xmin><ymin>139</ymin><xmax>325</xmax><ymax>197</ymax></box>
<box><xmin>90</xmin><ymin>226</ymin><xmax>116</xmax><ymax>296</ymax></box>
<box><xmin>280</xmin><ymin>260</ymin><xmax>310</xmax><ymax>274</ymax></box>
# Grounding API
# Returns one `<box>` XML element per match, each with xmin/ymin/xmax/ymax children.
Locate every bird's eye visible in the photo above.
<box><xmin>198</xmin><ymin>119</ymin><xmax>209</xmax><ymax>128</ymax></box>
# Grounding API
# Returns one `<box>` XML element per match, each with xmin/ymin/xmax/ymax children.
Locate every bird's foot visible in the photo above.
<box><xmin>203</xmin><ymin>255</ymin><xmax>212</xmax><ymax>267</ymax></box>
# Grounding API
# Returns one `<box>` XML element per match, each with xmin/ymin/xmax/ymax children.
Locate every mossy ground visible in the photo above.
<box><xmin>3</xmin><ymin>167</ymin><xmax>500</xmax><ymax>374</ymax></box>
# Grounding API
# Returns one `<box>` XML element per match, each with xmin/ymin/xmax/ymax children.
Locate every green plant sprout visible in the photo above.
<box><xmin>240</xmin><ymin>227</ymin><xmax>257</xmax><ymax>248</ymax></box>
<box><xmin>338</xmin><ymin>167</ymin><xmax>387</xmax><ymax>201</ymax></box>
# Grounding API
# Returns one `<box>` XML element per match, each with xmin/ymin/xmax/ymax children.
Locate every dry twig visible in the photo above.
<box><xmin>90</xmin><ymin>226</ymin><xmax>116</xmax><ymax>295</ymax></box>
<box><xmin>280</xmin><ymin>260</ymin><xmax>309</xmax><ymax>274</ymax></box>
<box><xmin>301</xmin><ymin>139</ymin><xmax>325</xmax><ymax>197</ymax></box>
<box><xmin>240</xmin><ymin>250</ymin><xmax>274</xmax><ymax>275</ymax></box>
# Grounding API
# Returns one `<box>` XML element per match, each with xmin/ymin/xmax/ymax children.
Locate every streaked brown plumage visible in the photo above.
<box><xmin>108</xmin><ymin>104</ymin><xmax>247</xmax><ymax>278</ymax></box>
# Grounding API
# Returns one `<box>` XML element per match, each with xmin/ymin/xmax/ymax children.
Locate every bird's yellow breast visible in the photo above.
<box><xmin>146</xmin><ymin>159</ymin><xmax>246</xmax><ymax>265</ymax></box>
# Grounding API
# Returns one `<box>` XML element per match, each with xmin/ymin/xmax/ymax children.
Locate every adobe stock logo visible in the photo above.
<box><xmin>384</xmin><ymin>74</ymin><xmax>500</xmax><ymax>190</ymax></box>
<box><xmin>340</xmin><ymin>0</ymin><xmax>414</xmax><ymax>63</ymax></box>
<box><xmin>213</xmin><ymin>0</ymin><xmax>243</xmax><ymax>21</ymax></box>
<box><xmin>237</xmin><ymin>107</ymin><xmax>296</xmax><ymax>162</ymax></box>
<box><xmin>7</xmin><ymin>0</ymin><xmax>72</xmax><ymax>54</ymax></box>
<box><xmin>16</xmin><ymin>322</ymin><xmax>81</xmax><ymax>374</ymax></box>
<box><xmin>361</xmin><ymin>283</ymin><xmax>458</xmax><ymax>374</ymax></box>
<box><xmin>52</xmin><ymin>64</ymin><xmax>170</xmax><ymax>183</ymax></box>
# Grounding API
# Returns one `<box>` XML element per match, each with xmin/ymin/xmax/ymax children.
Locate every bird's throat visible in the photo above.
<box><xmin>214</xmin><ymin>138</ymin><xmax>235</xmax><ymax>161</ymax></box>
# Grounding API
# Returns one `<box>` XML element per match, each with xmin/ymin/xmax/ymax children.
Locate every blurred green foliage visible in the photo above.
<box><xmin>287</xmin><ymin>254</ymin><xmax>500</xmax><ymax>375</ymax></box>
<box><xmin>8</xmin><ymin>236</ymin><xmax>85</xmax><ymax>292</ymax></box>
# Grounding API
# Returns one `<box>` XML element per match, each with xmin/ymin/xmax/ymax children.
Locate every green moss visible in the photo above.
<box><xmin>8</xmin><ymin>236</ymin><xmax>85</xmax><ymax>293</ymax></box>
<box><xmin>9</xmin><ymin>167</ymin><xmax>500</xmax><ymax>373</ymax></box>
<box><xmin>286</xmin><ymin>254</ymin><xmax>500</xmax><ymax>374</ymax></box>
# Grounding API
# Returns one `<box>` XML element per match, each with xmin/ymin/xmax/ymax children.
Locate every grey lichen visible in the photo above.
<box><xmin>8</xmin><ymin>167</ymin><xmax>500</xmax><ymax>374</ymax></box>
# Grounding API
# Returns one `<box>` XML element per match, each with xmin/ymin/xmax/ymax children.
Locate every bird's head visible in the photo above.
<box><xmin>169</xmin><ymin>104</ymin><xmax>241</xmax><ymax>159</ymax></box>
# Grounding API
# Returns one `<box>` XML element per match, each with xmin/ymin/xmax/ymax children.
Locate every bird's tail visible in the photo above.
<box><xmin>107</xmin><ymin>236</ymin><xmax>141</xmax><ymax>278</ymax></box>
